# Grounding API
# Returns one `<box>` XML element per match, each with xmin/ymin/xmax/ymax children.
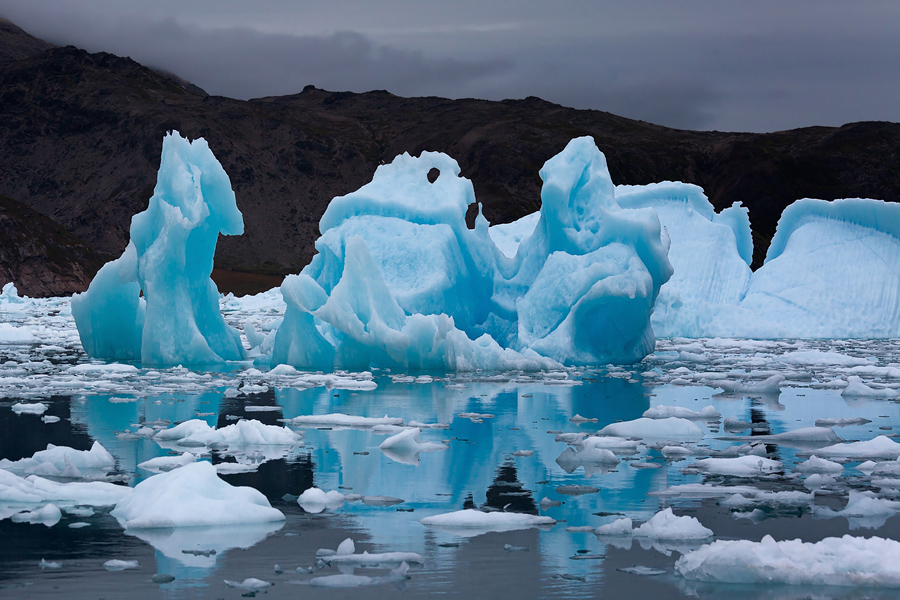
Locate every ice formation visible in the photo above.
<box><xmin>676</xmin><ymin>534</ymin><xmax>900</xmax><ymax>587</ymax></box>
<box><xmin>111</xmin><ymin>461</ymin><xmax>284</xmax><ymax>528</ymax></box>
<box><xmin>72</xmin><ymin>131</ymin><xmax>245</xmax><ymax>365</ymax></box>
<box><xmin>420</xmin><ymin>509</ymin><xmax>555</xmax><ymax>536</ymax></box>
<box><xmin>271</xmin><ymin>137</ymin><xmax>671</xmax><ymax>370</ymax></box>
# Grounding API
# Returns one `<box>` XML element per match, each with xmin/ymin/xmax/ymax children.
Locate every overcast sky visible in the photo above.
<box><xmin>2</xmin><ymin>0</ymin><xmax>898</xmax><ymax>132</ymax></box>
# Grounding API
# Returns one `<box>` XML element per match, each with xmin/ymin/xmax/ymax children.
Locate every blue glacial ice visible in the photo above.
<box><xmin>72</xmin><ymin>132</ymin><xmax>245</xmax><ymax>365</ymax></box>
<box><xmin>494</xmin><ymin>190</ymin><xmax>900</xmax><ymax>340</ymax></box>
<box><xmin>271</xmin><ymin>136</ymin><xmax>672</xmax><ymax>370</ymax></box>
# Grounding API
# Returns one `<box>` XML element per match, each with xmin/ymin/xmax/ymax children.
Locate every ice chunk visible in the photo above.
<box><xmin>379</xmin><ymin>428</ymin><xmax>448</xmax><ymax>465</ymax></box>
<box><xmin>103</xmin><ymin>559</ymin><xmax>139</xmax><ymax>571</ymax></box>
<box><xmin>595</xmin><ymin>517</ymin><xmax>633</xmax><ymax>536</ymax></box>
<box><xmin>633</xmin><ymin>508</ymin><xmax>713</xmax><ymax>540</ymax></box>
<box><xmin>153</xmin><ymin>419</ymin><xmax>300</xmax><ymax>447</ymax></box>
<box><xmin>137</xmin><ymin>452</ymin><xmax>197</xmax><ymax>474</ymax></box>
<box><xmin>287</xmin><ymin>413</ymin><xmax>404</xmax><ymax>429</ymax></box>
<box><xmin>676</xmin><ymin>534</ymin><xmax>900</xmax><ymax>586</ymax></box>
<box><xmin>272</xmin><ymin>137</ymin><xmax>671</xmax><ymax>369</ymax></box>
<box><xmin>597</xmin><ymin>417</ymin><xmax>703</xmax><ymax>440</ymax></box>
<box><xmin>420</xmin><ymin>509</ymin><xmax>555</xmax><ymax>536</ymax></box>
<box><xmin>814</xmin><ymin>436</ymin><xmax>900</xmax><ymax>460</ymax></box>
<box><xmin>642</xmin><ymin>405</ymin><xmax>719</xmax><ymax>420</ymax></box>
<box><xmin>692</xmin><ymin>456</ymin><xmax>782</xmax><ymax>477</ymax></box>
<box><xmin>110</xmin><ymin>461</ymin><xmax>284</xmax><ymax>528</ymax></box>
<box><xmin>0</xmin><ymin>441</ymin><xmax>115</xmax><ymax>477</ymax></box>
<box><xmin>0</xmin><ymin>469</ymin><xmax>131</xmax><ymax>507</ymax></box>
<box><xmin>224</xmin><ymin>578</ymin><xmax>273</xmax><ymax>591</ymax></box>
<box><xmin>11</xmin><ymin>503</ymin><xmax>62</xmax><ymax>527</ymax></box>
<box><xmin>0</xmin><ymin>323</ymin><xmax>35</xmax><ymax>343</ymax></box>
<box><xmin>842</xmin><ymin>376</ymin><xmax>900</xmax><ymax>398</ymax></box>
<box><xmin>796</xmin><ymin>455</ymin><xmax>844</xmax><ymax>475</ymax></box>
<box><xmin>308</xmin><ymin>562</ymin><xmax>410</xmax><ymax>588</ymax></box>
<box><xmin>73</xmin><ymin>131</ymin><xmax>245</xmax><ymax>365</ymax></box>
<box><xmin>318</xmin><ymin>539</ymin><xmax>423</xmax><ymax>566</ymax></box>
<box><xmin>297</xmin><ymin>488</ymin><xmax>347</xmax><ymax>513</ymax></box>
<box><xmin>11</xmin><ymin>402</ymin><xmax>47</xmax><ymax>415</ymax></box>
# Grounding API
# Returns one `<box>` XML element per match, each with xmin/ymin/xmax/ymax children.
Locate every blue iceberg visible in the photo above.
<box><xmin>73</xmin><ymin>132</ymin><xmax>245</xmax><ymax>365</ymax></box>
<box><xmin>271</xmin><ymin>137</ymin><xmax>672</xmax><ymax>370</ymax></box>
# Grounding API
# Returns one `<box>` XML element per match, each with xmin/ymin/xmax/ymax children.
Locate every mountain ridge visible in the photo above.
<box><xmin>1</xmin><ymin>20</ymin><xmax>898</xmax><ymax>296</ymax></box>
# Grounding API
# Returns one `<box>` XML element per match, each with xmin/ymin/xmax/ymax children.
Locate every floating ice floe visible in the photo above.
<box><xmin>813</xmin><ymin>491</ymin><xmax>900</xmax><ymax>530</ymax></box>
<box><xmin>379</xmin><ymin>428</ymin><xmax>448</xmax><ymax>465</ymax></box>
<box><xmin>103</xmin><ymin>559</ymin><xmax>139</xmax><ymax>571</ymax></box>
<box><xmin>11</xmin><ymin>503</ymin><xmax>62</xmax><ymax>527</ymax></box>
<box><xmin>597</xmin><ymin>417</ymin><xmax>703</xmax><ymax>440</ymax></box>
<box><xmin>287</xmin><ymin>413</ymin><xmax>404</xmax><ymax>429</ymax></box>
<box><xmin>72</xmin><ymin>131</ymin><xmax>245</xmax><ymax>365</ymax></box>
<box><xmin>307</xmin><ymin>562</ymin><xmax>410</xmax><ymax>588</ymax></box>
<box><xmin>642</xmin><ymin>405</ymin><xmax>719</xmax><ymax>420</ymax></box>
<box><xmin>0</xmin><ymin>469</ymin><xmax>131</xmax><ymax>508</ymax></box>
<box><xmin>224</xmin><ymin>578</ymin><xmax>273</xmax><ymax>591</ymax></box>
<box><xmin>110</xmin><ymin>461</ymin><xmax>284</xmax><ymax>528</ymax></box>
<box><xmin>635</xmin><ymin>508</ymin><xmax>713</xmax><ymax>540</ymax></box>
<box><xmin>796</xmin><ymin>455</ymin><xmax>844</xmax><ymax>475</ymax></box>
<box><xmin>841</xmin><ymin>376</ymin><xmax>900</xmax><ymax>398</ymax></box>
<box><xmin>153</xmin><ymin>418</ymin><xmax>301</xmax><ymax>447</ymax></box>
<box><xmin>692</xmin><ymin>456</ymin><xmax>783</xmax><ymax>477</ymax></box>
<box><xmin>136</xmin><ymin>452</ymin><xmax>197</xmax><ymax>474</ymax></box>
<box><xmin>0</xmin><ymin>323</ymin><xmax>35</xmax><ymax>343</ymax></box>
<box><xmin>0</xmin><ymin>441</ymin><xmax>115</xmax><ymax>479</ymax></box>
<box><xmin>813</xmin><ymin>436</ymin><xmax>900</xmax><ymax>460</ymax></box>
<box><xmin>317</xmin><ymin>538</ymin><xmax>423</xmax><ymax>566</ymax></box>
<box><xmin>419</xmin><ymin>509</ymin><xmax>555</xmax><ymax>536</ymax></box>
<box><xmin>676</xmin><ymin>534</ymin><xmax>900</xmax><ymax>587</ymax></box>
<box><xmin>11</xmin><ymin>402</ymin><xmax>47</xmax><ymax>415</ymax></box>
<box><xmin>297</xmin><ymin>487</ymin><xmax>347</xmax><ymax>513</ymax></box>
<box><xmin>271</xmin><ymin>137</ymin><xmax>671</xmax><ymax>370</ymax></box>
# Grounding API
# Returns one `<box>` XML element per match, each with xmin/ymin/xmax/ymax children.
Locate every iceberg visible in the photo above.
<box><xmin>647</xmin><ymin>196</ymin><xmax>900</xmax><ymax>338</ymax></box>
<box><xmin>110</xmin><ymin>461</ymin><xmax>285</xmax><ymax>529</ymax></box>
<box><xmin>272</xmin><ymin>137</ymin><xmax>671</xmax><ymax>369</ymax></box>
<box><xmin>72</xmin><ymin>131</ymin><xmax>245</xmax><ymax>365</ymax></box>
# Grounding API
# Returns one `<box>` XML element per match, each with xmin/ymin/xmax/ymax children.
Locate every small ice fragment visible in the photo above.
<box><xmin>41</xmin><ymin>415</ymin><xmax>60</xmax><ymax>423</ymax></box>
<box><xmin>504</xmin><ymin>544</ymin><xmax>529</xmax><ymax>551</ymax></box>
<box><xmin>540</xmin><ymin>497</ymin><xmax>561</xmax><ymax>511</ymax></box>
<box><xmin>224</xmin><ymin>578</ymin><xmax>274</xmax><ymax>591</ymax></box>
<box><xmin>104</xmin><ymin>559</ymin><xmax>139</xmax><ymax>571</ymax></box>
<box><xmin>11</xmin><ymin>402</ymin><xmax>48</xmax><ymax>415</ymax></box>
<box><xmin>617</xmin><ymin>565</ymin><xmax>666</xmax><ymax>576</ymax></box>
<box><xmin>796</xmin><ymin>455</ymin><xmax>844</xmax><ymax>475</ymax></box>
<box><xmin>68</xmin><ymin>522</ymin><xmax>90</xmax><ymax>529</ymax></box>
<box><xmin>274</xmin><ymin>564</ymin><xmax>283</xmax><ymax>574</ymax></box>
<box><xmin>570</xmin><ymin>414</ymin><xmax>598</xmax><ymax>423</ymax></box>
<box><xmin>565</xmin><ymin>526</ymin><xmax>596</xmax><ymax>533</ymax></box>
<box><xmin>595</xmin><ymin>518</ymin><xmax>633</xmax><ymax>536</ymax></box>
<box><xmin>40</xmin><ymin>559</ymin><xmax>62</xmax><ymax>569</ymax></box>
<box><xmin>512</xmin><ymin>450</ymin><xmax>533</xmax><ymax>457</ymax></box>
<box><xmin>151</xmin><ymin>573</ymin><xmax>175</xmax><ymax>584</ymax></box>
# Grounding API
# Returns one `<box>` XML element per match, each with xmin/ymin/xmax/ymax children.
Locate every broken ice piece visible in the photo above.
<box><xmin>617</xmin><ymin>566</ymin><xmax>666</xmax><ymax>576</ymax></box>
<box><xmin>570</xmin><ymin>414</ymin><xmax>599</xmax><ymax>423</ymax></box>
<box><xmin>104</xmin><ymin>559</ymin><xmax>139</xmax><ymax>571</ymax></box>
<box><xmin>224</xmin><ymin>578</ymin><xmax>274</xmax><ymax>591</ymax></box>
<box><xmin>556</xmin><ymin>485</ymin><xmax>599</xmax><ymax>496</ymax></box>
<box><xmin>39</xmin><ymin>559</ymin><xmax>61</xmax><ymax>569</ymax></box>
<box><xmin>540</xmin><ymin>497</ymin><xmax>562</xmax><ymax>510</ymax></box>
<box><xmin>512</xmin><ymin>450</ymin><xmax>533</xmax><ymax>457</ymax></box>
<box><xmin>504</xmin><ymin>544</ymin><xmax>528</xmax><ymax>551</ymax></box>
<box><xmin>151</xmin><ymin>574</ymin><xmax>175</xmax><ymax>584</ymax></box>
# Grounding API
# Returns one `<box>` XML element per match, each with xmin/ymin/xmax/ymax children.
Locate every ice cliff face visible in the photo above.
<box><xmin>272</xmin><ymin>137</ymin><xmax>672</xmax><ymax>370</ymax></box>
<box><xmin>497</xmin><ymin>192</ymin><xmax>900</xmax><ymax>340</ymax></box>
<box><xmin>72</xmin><ymin>132</ymin><xmax>245</xmax><ymax>365</ymax></box>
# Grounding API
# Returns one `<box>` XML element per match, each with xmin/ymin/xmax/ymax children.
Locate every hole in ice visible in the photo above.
<box><xmin>427</xmin><ymin>167</ymin><xmax>440</xmax><ymax>183</ymax></box>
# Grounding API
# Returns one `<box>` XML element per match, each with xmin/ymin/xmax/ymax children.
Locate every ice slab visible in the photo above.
<box><xmin>597</xmin><ymin>417</ymin><xmax>703</xmax><ymax>440</ymax></box>
<box><xmin>419</xmin><ymin>509</ymin><xmax>555</xmax><ymax>536</ymax></box>
<box><xmin>0</xmin><ymin>441</ymin><xmax>115</xmax><ymax>478</ymax></box>
<box><xmin>72</xmin><ymin>131</ymin><xmax>245</xmax><ymax>365</ymax></box>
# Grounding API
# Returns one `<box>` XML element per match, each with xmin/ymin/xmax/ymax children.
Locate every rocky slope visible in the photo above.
<box><xmin>1</xmin><ymin>20</ymin><xmax>898</xmax><ymax>295</ymax></box>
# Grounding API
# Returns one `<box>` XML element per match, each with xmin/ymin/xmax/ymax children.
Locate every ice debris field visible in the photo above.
<box><xmin>2</xmin><ymin>132</ymin><xmax>900</xmax><ymax>597</ymax></box>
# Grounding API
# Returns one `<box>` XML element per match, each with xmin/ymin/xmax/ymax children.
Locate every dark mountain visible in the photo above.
<box><xmin>1</xmin><ymin>21</ymin><xmax>898</xmax><ymax>296</ymax></box>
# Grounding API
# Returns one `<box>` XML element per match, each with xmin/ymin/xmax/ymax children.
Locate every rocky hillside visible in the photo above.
<box><xmin>1</xmin><ymin>20</ymin><xmax>898</xmax><ymax>295</ymax></box>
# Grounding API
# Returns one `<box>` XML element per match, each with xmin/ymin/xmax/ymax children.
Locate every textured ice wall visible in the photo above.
<box><xmin>615</xmin><ymin>183</ymin><xmax>753</xmax><ymax>338</ymax></box>
<box><xmin>73</xmin><ymin>132</ymin><xmax>245</xmax><ymax>365</ymax></box>
<box><xmin>739</xmin><ymin>198</ymin><xmax>900</xmax><ymax>338</ymax></box>
<box><xmin>272</xmin><ymin>137</ymin><xmax>672</xmax><ymax>370</ymax></box>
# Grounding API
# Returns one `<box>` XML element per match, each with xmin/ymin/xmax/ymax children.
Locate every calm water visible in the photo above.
<box><xmin>3</xmin><ymin>300</ymin><xmax>900</xmax><ymax>598</ymax></box>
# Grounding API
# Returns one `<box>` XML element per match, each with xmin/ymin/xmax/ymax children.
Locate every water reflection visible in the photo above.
<box><xmin>3</xmin><ymin>369</ymin><xmax>900</xmax><ymax>598</ymax></box>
